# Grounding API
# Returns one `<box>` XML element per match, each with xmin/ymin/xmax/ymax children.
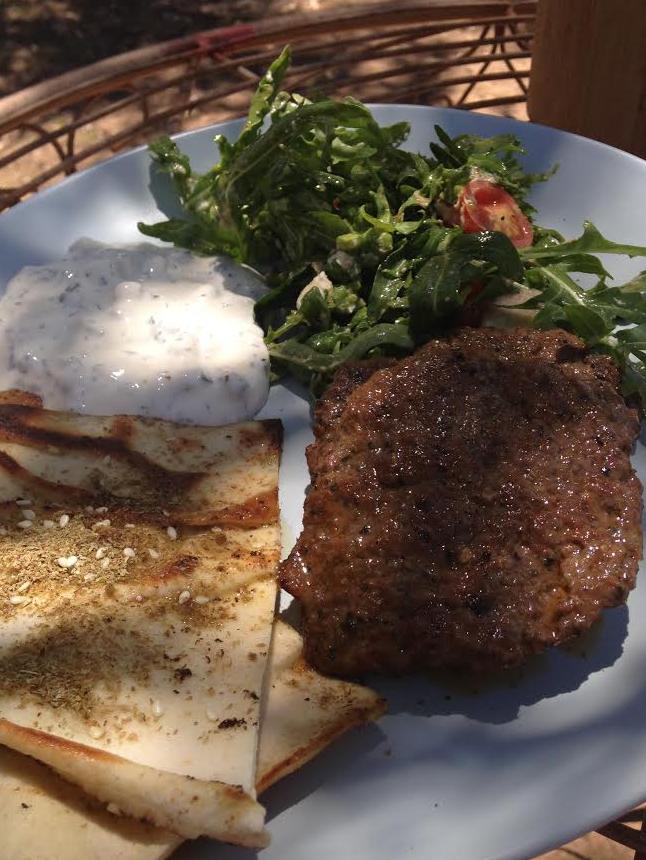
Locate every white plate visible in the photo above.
<box><xmin>2</xmin><ymin>107</ymin><xmax>646</xmax><ymax>860</ymax></box>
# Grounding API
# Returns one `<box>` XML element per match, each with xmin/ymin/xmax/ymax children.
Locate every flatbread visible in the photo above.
<box><xmin>1</xmin><ymin>745</ymin><xmax>181</xmax><ymax>860</ymax></box>
<box><xmin>0</xmin><ymin>393</ymin><xmax>282</xmax><ymax>846</ymax></box>
<box><xmin>0</xmin><ymin>620</ymin><xmax>385</xmax><ymax>860</ymax></box>
<box><xmin>257</xmin><ymin>619</ymin><xmax>386</xmax><ymax>793</ymax></box>
<box><xmin>0</xmin><ymin>390</ymin><xmax>278</xmax><ymax>527</ymax></box>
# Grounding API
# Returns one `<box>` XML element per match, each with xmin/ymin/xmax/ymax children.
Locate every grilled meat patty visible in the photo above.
<box><xmin>281</xmin><ymin>328</ymin><xmax>643</xmax><ymax>675</ymax></box>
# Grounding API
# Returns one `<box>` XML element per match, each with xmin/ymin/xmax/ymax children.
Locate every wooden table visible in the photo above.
<box><xmin>528</xmin><ymin>0</ymin><xmax>646</xmax><ymax>159</ymax></box>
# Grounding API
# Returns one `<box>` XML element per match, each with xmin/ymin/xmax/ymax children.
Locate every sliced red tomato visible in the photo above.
<box><xmin>456</xmin><ymin>179</ymin><xmax>534</xmax><ymax>249</ymax></box>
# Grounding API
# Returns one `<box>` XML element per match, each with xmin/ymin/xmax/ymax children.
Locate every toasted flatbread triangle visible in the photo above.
<box><xmin>0</xmin><ymin>620</ymin><xmax>386</xmax><ymax>859</ymax></box>
<box><xmin>0</xmin><ymin>392</ymin><xmax>280</xmax><ymax>526</ymax></box>
<box><xmin>0</xmin><ymin>745</ymin><xmax>181</xmax><ymax>860</ymax></box>
<box><xmin>0</xmin><ymin>395</ymin><xmax>282</xmax><ymax>846</ymax></box>
<box><xmin>0</xmin><ymin>719</ymin><xmax>267</xmax><ymax>846</ymax></box>
<box><xmin>257</xmin><ymin>619</ymin><xmax>387</xmax><ymax>793</ymax></box>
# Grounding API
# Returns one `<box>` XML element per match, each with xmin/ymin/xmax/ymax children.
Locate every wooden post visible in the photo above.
<box><xmin>528</xmin><ymin>0</ymin><xmax>646</xmax><ymax>159</ymax></box>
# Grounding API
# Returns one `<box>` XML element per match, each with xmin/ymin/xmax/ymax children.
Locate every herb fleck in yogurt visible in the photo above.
<box><xmin>0</xmin><ymin>239</ymin><xmax>270</xmax><ymax>425</ymax></box>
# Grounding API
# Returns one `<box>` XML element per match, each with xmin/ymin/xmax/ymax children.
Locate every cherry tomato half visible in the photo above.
<box><xmin>457</xmin><ymin>179</ymin><xmax>534</xmax><ymax>249</ymax></box>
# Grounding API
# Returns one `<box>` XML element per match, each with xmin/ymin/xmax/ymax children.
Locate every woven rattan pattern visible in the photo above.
<box><xmin>0</xmin><ymin>0</ymin><xmax>534</xmax><ymax>209</ymax></box>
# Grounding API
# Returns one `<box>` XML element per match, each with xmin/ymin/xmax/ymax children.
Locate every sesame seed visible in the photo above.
<box><xmin>95</xmin><ymin>547</ymin><xmax>107</xmax><ymax>560</ymax></box>
<box><xmin>206</xmin><ymin>707</ymin><xmax>218</xmax><ymax>722</ymax></box>
<box><xmin>57</xmin><ymin>556</ymin><xmax>78</xmax><ymax>569</ymax></box>
<box><xmin>151</xmin><ymin>700</ymin><xmax>164</xmax><ymax>717</ymax></box>
<box><xmin>106</xmin><ymin>803</ymin><xmax>121</xmax><ymax>816</ymax></box>
<box><xmin>162</xmin><ymin>510</ymin><xmax>170</xmax><ymax>517</ymax></box>
<box><xmin>103</xmin><ymin>455</ymin><xmax>112</xmax><ymax>464</ymax></box>
<box><xmin>9</xmin><ymin>595</ymin><xmax>27</xmax><ymax>605</ymax></box>
<box><xmin>85</xmin><ymin>505</ymin><xmax>95</xmax><ymax>513</ymax></box>
<box><xmin>42</xmin><ymin>520</ymin><xmax>54</xmax><ymax>529</ymax></box>
<box><xmin>147</xmin><ymin>548</ymin><xmax>160</xmax><ymax>559</ymax></box>
<box><xmin>17</xmin><ymin>580</ymin><xmax>31</xmax><ymax>593</ymax></box>
<box><xmin>15</xmin><ymin>499</ymin><xmax>31</xmax><ymax>507</ymax></box>
<box><xmin>84</xmin><ymin>572</ymin><xmax>96</xmax><ymax>582</ymax></box>
<box><xmin>100</xmin><ymin>557</ymin><xmax>111</xmax><ymax>570</ymax></box>
<box><xmin>93</xmin><ymin>519</ymin><xmax>111</xmax><ymax>529</ymax></box>
<box><xmin>123</xmin><ymin>547</ymin><xmax>136</xmax><ymax>558</ymax></box>
<box><xmin>0</xmin><ymin>526</ymin><xmax>6</xmax><ymax>536</ymax></box>
<box><xmin>89</xmin><ymin>725</ymin><xmax>104</xmax><ymax>740</ymax></box>
<box><xmin>178</xmin><ymin>590</ymin><xmax>191</xmax><ymax>604</ymax></box>
<box><xmin>194</xmin><ymin>595</ymin><xmax>209</xmax><ymax>605</ymax></box>
<box><xmin>22</xmin><ymin>509</ymin><xmax>36</xmax><ymax>520</ymax></box>
<box><xmin>18</xmin><ymin>520</ymin><xmax>33</xmax><ymax>529</ymax></box>
<box><xmin>95</xmin><ymin>506</ymin><xmax>108</xmax><ymax>514</ymax></box>
<box><xmin>125</xmin><ymin>523</ymin><xmax>135</xmax><ymax>529</ymax></box>
<box><xmin>167</xmin><ymin>526</ymin><xmax>177</xmax><ymax>541</ymax></box>
<box><xmin>59</xmin><ymin>514</ymin><xmax>70</xmax><ymax>528</ymax></box>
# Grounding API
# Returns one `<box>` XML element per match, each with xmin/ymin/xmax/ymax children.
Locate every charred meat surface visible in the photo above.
<box><xmin>281</xmin><ymin>328</ymin><xmax>643</xmax><ymax>675</ymax></box>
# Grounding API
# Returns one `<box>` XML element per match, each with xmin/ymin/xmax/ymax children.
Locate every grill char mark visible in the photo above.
<box><xmin>281</xmin><ymin>327</ymin><xmax>643</xmax><ymax>676</ymax></box>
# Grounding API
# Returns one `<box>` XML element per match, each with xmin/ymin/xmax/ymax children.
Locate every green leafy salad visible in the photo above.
<box><xmin>139</xmin><ymin>47</ymin><xmax>646</xmax><ymax>404</ymax></box>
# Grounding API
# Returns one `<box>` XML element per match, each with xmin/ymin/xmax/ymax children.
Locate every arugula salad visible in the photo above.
<box><xmin>139</xmin><ymin>48</ymin><xmax>646</xmax><ymax>404</ymax></box>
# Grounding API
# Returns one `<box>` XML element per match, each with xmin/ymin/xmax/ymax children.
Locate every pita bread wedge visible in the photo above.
<box><xmin>0</xmin><ymin>390</ymin><xmax>278</xmax><ymax>527</ymax></box>
<box><xmin>0</xmin><ymin>393</ymin><xmax>282</xmax><ymax>846</ymax></box>
<box><xmin>0</xmin><ymin>620</ymin><xmax>385</xmax><ymax>860</ymax></box>
<box><xmin>0</xmin><ymin>745</ymin><xmax>182</xmax><ymax>860</ymax></box>
<box><xmin>257</xmin><ymin>620</ymin><xmax>387</xmax><ymax>793</ymax></box>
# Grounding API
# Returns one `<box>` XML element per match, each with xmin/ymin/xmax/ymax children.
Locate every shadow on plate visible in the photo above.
<box><xmin>171</xmin><ymin>722</ymin><xmax>386</xmax><ymax>860</ymax></box>
<box><xmin>368</xmin><ymin>603</ymin><xmax>629</xmax><ymax>725</ymax></box>
<box><xmin>146</xmin><ymin>164</ymin><xmax>187</xmax><ymax>223</ymax></box>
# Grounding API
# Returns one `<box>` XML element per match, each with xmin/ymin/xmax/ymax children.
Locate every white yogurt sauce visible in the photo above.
<box><xmin>0</xmin><ymin>239</ymin><xmax>270</xmax><ymax>425</ymax></box>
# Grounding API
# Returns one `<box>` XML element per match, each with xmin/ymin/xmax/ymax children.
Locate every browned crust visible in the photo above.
<box><xmin>0</xmin><ymin>403</ymin><xmax>201</xmax><ymax>492</ymax></box>
<box><xmin>313</xmin><ymin>358</ymin><xmax>395</xmax><ymax>441</ymax></box>
<box><xmin>0</xmin><ymin>449</ymin><xmax>104</xmax><ymax>504</ymax></box>
<box><xmin>0</xmin><ymin>744</ymin><xmax>183</xmax><ymax>859</ymax></box>
<box><xmin>242</xmin><ymin>420</ymin><xmax>283</xmax><ymax>455</ymax></box>
<box><xmin>0</xmin><ymin>615</ymin><xmax>385</xmax><ymax>853</ymax></box>
<box><xmin>0</xmin><ymin>389</ymin><xmax>43</xmax><ymax>407</ymax></box>
<box><xmin>180</xmin><ymin>488</ymin><xmax>279</xmax><ymax>528</ymax></box>
<box><xmin>146</xmin><ymin>554</ymin><xmax>200</xmax><ymax>583</ymax></box>
<box><xmin>0</xmin><ymin>719</ymin><xmax>268</xmax><ymax>846</ymax></box>
<box><xmin>284</xmin><ymin>327</ymin><xmax>643</xmax><ymax>674</ymax></box>
<box><xmin>0</xmin><ymin>402</ymin><xmax>282</xmax><ymax>849</ymax></box>
<box><xmin>256</xmin><ymin>695</ymin><xmax>387</xmax><ymax>794</ymax></box>
<box><xmin>0</xmin><ymin>404</ymin><xmax>281</xmax><ymax>529</ymax></box>
<box><xmin>1</xmin><ymin>722</ymin><xmax>247</xmax><ymax>805</ymax></box>
<box><xmin>0</xmin><ymin>449</ymin><xmax>278</xmax><ymax>528</ymax></box>
<box><xmin>0</xmin><ymin>719</ymin><xmax>117</xmax><ymax>764</ymax></box>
